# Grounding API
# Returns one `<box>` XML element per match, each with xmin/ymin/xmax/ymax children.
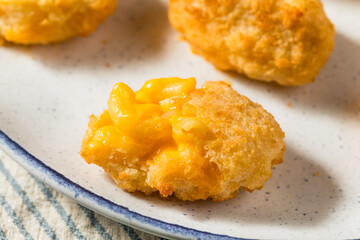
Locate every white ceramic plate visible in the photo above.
<box><xmin>1</xmin><ymin>0</ymin><xmax>359</xmax><ymax>239</ymax></box>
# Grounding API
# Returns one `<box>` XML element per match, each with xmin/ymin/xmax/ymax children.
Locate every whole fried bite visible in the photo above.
<box><xmin>168</xmin><ymin>0</ymin><xmax>335</xmax><ymax>86</ymax></box>
<box><xmin>0</xmin><ymin>0</ymin><xmax>116</xmax><ymax>45</ymax></box>
<box><xmin>80</xmin><ymin>77</ymin><xmax>285</xmax><ymax>201</ymax></box>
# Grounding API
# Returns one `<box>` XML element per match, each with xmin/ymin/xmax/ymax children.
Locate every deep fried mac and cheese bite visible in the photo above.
<box><xmin>80</xmin><ymin>77</ymin><xmax>285</xmax><ymax>201</ymax></box>
<box><xmin>0</xmin><ymin>0</ymin><xmax>116</xmax><ymax>44</ymax></box>
<box><xmin>169</xmin><ymin>0</ymin><xmax>335</xmax><ymax>86</ymax></box>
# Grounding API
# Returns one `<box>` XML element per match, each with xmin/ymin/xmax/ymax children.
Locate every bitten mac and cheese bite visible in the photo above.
<box><xmin>80</xmin><ymin>77</ymin><xmax>285</xmax><ymax>201</ymax></box>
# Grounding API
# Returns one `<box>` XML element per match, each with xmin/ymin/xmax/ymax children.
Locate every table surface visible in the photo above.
<box><xmin>0</xmin><ymin>149</ymin><xmax>165</xmax><ymax>240</ymax></box>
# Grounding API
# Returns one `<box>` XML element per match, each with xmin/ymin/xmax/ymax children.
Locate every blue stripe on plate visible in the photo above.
<box><xmin>0</xmin><ymin>226</ymin><xmax>8</xmax><ymax>240</ymax></box>
<box><xmin>0</xmin><ymin>160</ymin><xmax>58</xmax><ymax>240</ymax></box>
<box><xmin>31</xmin><ymin>176</ymin><xmax>87</xmax><ymax>240</ymax></box>
<box><xmin>78</xmin><ymin>205</ymin><xmax>112</xmax><ymax>240</ymax></box>
<box><xmin>0</xmin><ymin>193</ymin><xmax>33</xmax><ymax>240</ymax></box>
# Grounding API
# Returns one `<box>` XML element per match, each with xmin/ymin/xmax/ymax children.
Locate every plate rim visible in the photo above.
<box><xmin>0</xmin><ymin>129</ymin><xmax>249</xmax><ymax>240</ymax></box>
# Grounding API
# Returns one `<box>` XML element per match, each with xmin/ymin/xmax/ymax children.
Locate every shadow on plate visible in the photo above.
<box><xmin>8</xmin><ymin>0</ymin><xmax>170</xmax><ymax>70</ymax></box>
<box><xmin>129</xmin><ymin>144</ymin><xmax>342</xmax><ymax>227</ymax></box>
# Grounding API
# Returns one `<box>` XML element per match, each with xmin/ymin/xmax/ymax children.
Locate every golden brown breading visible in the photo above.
<box><xmin>168</xmin><ymin>0</ymin><xmax>335</xmax><ymax>86</ymax></box>
<box><xmin>81</xmin><ymin>78</ymin><xmax>285</xmax><ymax>201</ymax></box>
<box><xmin>0</xmin><ymin>0</ymin><xmax>116</xmax><ymax>45</ymax></box>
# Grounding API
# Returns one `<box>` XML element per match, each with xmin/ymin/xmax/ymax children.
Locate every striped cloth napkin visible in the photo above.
<box><xmin>0</xmin><ymin>150</ymin><xmax>164</xmax><ymax>240</ymax></box>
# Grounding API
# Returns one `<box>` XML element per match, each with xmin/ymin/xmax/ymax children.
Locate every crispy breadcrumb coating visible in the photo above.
<box><xmin>169</xmin><ymin>0</ymin><xmax>335</xmax><ymax>86</ymax></box>
<box><xmin>81</xmin><ymin>78</ymin><xmax>285</xmax><ymax>201</ymax></box>
<box><xmin>0</xmin><ymin>0</ymin><xmax>116</xmax><ymax>44</ymax></box>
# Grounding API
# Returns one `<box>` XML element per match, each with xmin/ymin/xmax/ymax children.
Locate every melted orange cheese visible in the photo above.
<box><xmin>84</xmin><ymin>77</ymin><xmax>205</xmax><ymax>174</ymax></box>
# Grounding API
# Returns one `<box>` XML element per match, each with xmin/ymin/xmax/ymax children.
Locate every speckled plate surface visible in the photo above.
<box><xmin>0</xmin><ymin>0</ymin><xmax>360</xmax><ymax>239</ymax></box>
